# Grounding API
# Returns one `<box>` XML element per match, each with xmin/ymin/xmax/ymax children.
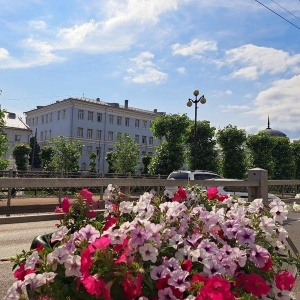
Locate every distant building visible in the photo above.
<box><xmin>261</xmin><ymin>116</ymin><xmax>287</xmax><ymax>138</ymax></box>
<box><xmin>3</xmin><ymin>112</ymin><xmax>32</xmax><ymax>169</ymax></box>
<box><xmin>24</xmin><ymin>97</ymin><xmax>165</xmax><ymax>173</ymax></box>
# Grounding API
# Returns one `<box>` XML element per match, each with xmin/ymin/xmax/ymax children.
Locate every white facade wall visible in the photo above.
<box><xmin>3</xmin><ymin>112</ymin><xmax>32</xmax><ymax>169</ymax></box>
<box><xmin>25</xmin><ymin>98</ymin><xmax>164</xmax><ymax>173</ymax></box>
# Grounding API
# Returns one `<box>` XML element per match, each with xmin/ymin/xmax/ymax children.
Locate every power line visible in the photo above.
<box><xmin>269</xmin><ymin>0</ymin><xmax>300</xmax><ymax>22</ymax></box>
<box><xmin>254</xmin><ymin>0</ymin><xmax>300</xmax><ymax>30</ymax></box>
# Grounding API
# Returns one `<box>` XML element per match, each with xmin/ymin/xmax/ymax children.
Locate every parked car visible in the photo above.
<box><xmin>205</xmin><ymin>178</ymin><xmax>280</xmax><ymax>201</ymax></box>
<box><xmin>165</xmin><ymin>170</ymin><xmax>221</xmax><ymax>194</ymax></box>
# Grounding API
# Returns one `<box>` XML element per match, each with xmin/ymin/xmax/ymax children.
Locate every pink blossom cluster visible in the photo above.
<box><xmin>5</xmin><ymin>184</ymin><xmax>298</xmax><ymax>300</ymax></box>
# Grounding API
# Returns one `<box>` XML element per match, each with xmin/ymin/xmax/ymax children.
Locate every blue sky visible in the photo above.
<box><xmin>1</xmin><ymin>0</ymin><xmax>300</xmax><ymax>139</ymax></box>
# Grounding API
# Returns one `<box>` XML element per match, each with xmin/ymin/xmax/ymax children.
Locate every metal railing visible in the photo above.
<box><xmin>1</xmin><ymin>168</ymin><xmax>300</xmax><ymax>224</ymax></box>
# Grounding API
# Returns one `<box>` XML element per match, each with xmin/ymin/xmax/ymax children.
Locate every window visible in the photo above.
<box><xmin>142</xmin><ymin>136</ymin><xmax>147</xmax><ymax>144</ymax></box>
<box><xmin>62</xmin><ymin>109</ymin><xmax>66</xmax><ymax>119</ymax></box>
<box><xmin>125</xmin><ymin>117</ymin><xmax>130</xmax><ymax>127</ymax></box>
<box><xmin>96</xmin><ymin>147</ymin><xmax>101</xmax><ymax>156</ymax></box>
<box><xmin>57</xmin><ymin>111</ymin><xmax>61</xmax><ymax>121</ymax></box>
<box><xmin>45</xmin><ymin>114</ymin><xmax>48</xmax><ymax>123</ymax></box>
<box><xmin>86</xmin><ymin>146</ymin><xmax>92</xmax><ymax>155</ymax></box>
<box><xmin>77</xmin><ymin>127</ymin><xmax>83</xmax><ymax>137</ymax></box>
<box><xmin>78</xmin><ymin>109</ymin><xmax>84</xmax><ymax>120</ymax></box>
<box><xmin>40</xmin><ymin>131</ymin><xmax>43</xmax><ymax>140</ymax></box>
<box><xmin>148</xmin><ymin>152</ymin><xmax>153</xmax><ymax>155</ymax></box>
<box><xmin>87</xmin><ymin>129</ymin><xmax>93</xmax><ymax>139</ymax></box>
<box><xmin>143</xmin><ymin>120</ymin><xmax>147</xmax><ymax>129</ymax></box>
<box><xmin>135</xmin><ymin>119</ymin><xmax>140</xmax><ymax>128</ymax></box>
<box><xmin>32</xmin><ymin>118</ymin><xmax>35</xmax><ymax>126</ymax></box>
<box><xmin>135</xmin><ymin>135</ymin><xmax>139</xmax><ymax>143</ymax></box>
<box><xmin>108</xmin><ymin>147</ymin><xmax>113</xmax><ymax>152</ymax></box>
<box><xmin>41</xmin><ymin>115</ymin><xmax>44</xmax><ymax>124</ymax></box>
<box><xmin>97</xmin><ymin>113</ymin><xmax>102</xmax><ymax>122</ymax></box>
<box><xmin>45</xmin><ymin>130</ymin><xmax>47</xmax><ymax>140</ymax></box>
<box><xmin>108</xmin><ymin>131</ymin><xmax>114</xmax><ymax>141</ymax></box>
<box><xmin>142</xmin><ymin>151</ymin><xmax>146</xmax><ymax>156</ymax></box>
<box><xmin>50</xmin><ymin>113</ymin><xmax>53</xmax><ymax>122</ymax></box>
<box><xmin>96</xmin><ymin>130</ymin><xmax>102</xmax><ymax>140</ymax></box>
<box><xmin>49</xmin><ymin>130</ymin><xmax>52</xmax><ymax>139</ymax></box>
<box><xmin>15</xmin><ymin>135</ymin><xmax>21</xmax><ymax>142</ymax></box>
<box><xmin>81</xmin><ymin>162</ymin><xmax>86</xmax><ymax>171</ymax></box>
<box><xmin>88</xmin><ymin>111</ymin><xmax>94</xmax><ymax>121</ymax></box>
<box><xmin>117</xmin><ymin>116</ymin><xmax>122</xmax><ymax>125</ymax></box>
<box><xmin>109</xmin><ymin>115</ymin><xmax>114</xmax><ymax>124</ymax></box>
<box><xmin>36</xmin><ymin>117</ymin><xmax>38</xmax><ymax>125</ymax></box>
<box><xmin>149</xmin><ymin>137</ymin><xmax>153</xmax><ymax>145</ymax></box>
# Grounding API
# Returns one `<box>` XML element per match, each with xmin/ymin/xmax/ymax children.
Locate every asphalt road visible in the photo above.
<box><xmin>1</xmin><ymin>215</ymin><xmax>300</xmax><ymax>299</ymax></box>
<box><xmin>0</xmin><ymin>220</ymin><xmax>56</xmax><ymax>299</ymax></box>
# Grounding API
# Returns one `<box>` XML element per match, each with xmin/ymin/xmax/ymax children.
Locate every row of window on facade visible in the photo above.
<box><xmin>77</xmin><ymin>128</ymin><xmax>153</xmax><ymax>144</ymax></box>
<box><xmin>28</xmin><ymin>110</ymin><xmax>150</xmax><ymax>129</ymax></box>
<box><xmin>83</xmin><ymin>146</ymin><xmax>153</xmax><ymax>157</ymax></box>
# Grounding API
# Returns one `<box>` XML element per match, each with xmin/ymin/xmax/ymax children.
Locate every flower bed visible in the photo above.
<box><xmin>5</xmin><ymin>185</ymin><xmax>300</xmax><ymax>300</ymax></box>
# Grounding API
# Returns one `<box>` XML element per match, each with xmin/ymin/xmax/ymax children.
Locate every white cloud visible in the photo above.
<box><xmin>124</xmin><ymin>51</ymin><xmax>168</xmax><ymax>84</ymax></box>
<box><xmin>172</xmin><ymin>39</ymin><xmax>217</xmax><ymax>59</ymax></box>
<box><xmin>177</xmin><ymin>67</ymin><xmax>186</xmax><ymax>74</ymax></box>
<box><xmin>219</xmin><ymin>105</ymin><xmax>250</xmax><ymax>112</ymax></box>
<box><xmin>28</xmin><ymin>20</ymin><xmax>47</xmax><ymax>30</ymax></box>
<box><xmin>253</xmin><ymin>75</ymin><xmax>300</xmax><ymax>122</ymax></box>
<box><xmin>0</xmin><ymin>39</ymin><xmax>64</xmax><ymax>69</ymax></box>
<box><xmin>212</xmin><ymin>89</ymin><xmax>233</xmax><ymax>98</ymax></box>
<box><xmin>103</xmin><ymin>0</ymin><xmax>179</xmax><ymax>30</ymax></box>
<box><xmin>225</xmin><ymin>44</ymin><xmax>300</xmax><ymax>80</ymax></box>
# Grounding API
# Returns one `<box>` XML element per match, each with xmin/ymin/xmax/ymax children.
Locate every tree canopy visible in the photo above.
<box><xmin>111</xmin><ymin>134</ymin><xmax>139</xmax><ymax>174</ymax></box>
<box><xmin>217</xmin><ymin>125</ymin><xmax>247</xmax><ymax>179</ymax></box>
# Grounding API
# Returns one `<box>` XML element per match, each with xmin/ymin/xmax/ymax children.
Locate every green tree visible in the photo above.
<box><xmin>0</xmin><ymin>109</ymin><xmax>9</xmax><ymax>169</ymax></box>
<box><xmin>46</xmin><ymin>136</ymin><xmax>83</xmax><ymax>172</ymax></box>
<box><xmin>12</xmin><ymin>144</ymin><xmax>31</xmax><ymax>171</ymax></box>
<box><xmin>216</xmin><ymin>125</ymin><xmax>247</xmax><ymax>178</ymax></box>
<box><xmin>40</xmin><ymin>146</ymin><xmax>55</xmax><ymax>171</ymax></box>
<box><xmin>29</xmin><ymin>136</ymin><xmax>41</xmax><ymax>169</ymax></box>
<box><xmin>292</xmin><ymin>140</ymin><xmax>300</xmax><ymax>179</ymax></box>
<box><xmin>89</xmin><ymin>152</ymin><xmax>97</xmax><ymax>173</ymax></box>
<box><xmin>141</xmin><ymin>155</ymin><xmax>152</xmax><ymax>174</ymax></box>
<box><xmin>148</xmin><ymin>141</ymin><xmax>184</xmax><ymax>175</ymax></box>
<box><xmin>272</xmin><ymin>137</ymin><xmax>295</xmax><ymax>179</ymax></box>
<box><xmin>246</xmin><ymin>132</ymin><xmax>276</xmax><ymax>178</ymax></box>
<box><xmin>150</xmin><ymin>114</ymin><xmax>190</xmax><ymax>174</ymax></box>
<box><xmin>186</xmin><ymin>120</ymin><xmax>219</xmax><ymax>172</ymax></box>
<box><xmin>105</xmin><ymin>151</ymin><xmax>115</xmax><ymax>173</ymax></box>
<box><xmin>112</xmin><ymin>134</ymin><xmax>139</xmax><ymax>174</ymax></box>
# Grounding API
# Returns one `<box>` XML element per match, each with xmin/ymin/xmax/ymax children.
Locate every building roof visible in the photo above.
<box><xmin>261</xmin><ymin>116</ymin><xmax>287</xmax><ymax>137</ymax></box>
<box><xmin>24</xmin><ymin>97</ymin><xmax>166</xmax><ymax>116</ymax></box>
<box><xmin>4</xmin><ymin>112</ymin><xmax>31</xmax><ymax>130</ymax></box>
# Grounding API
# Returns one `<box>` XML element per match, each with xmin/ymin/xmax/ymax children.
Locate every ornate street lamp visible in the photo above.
<box><xmin>187</xmin><ymin>90</ymin><xmax>206</xmax><ymax>170</ymax></box>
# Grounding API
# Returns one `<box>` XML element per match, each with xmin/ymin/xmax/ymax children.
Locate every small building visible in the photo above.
<box><xmin>3</xmin><ymin>112</ymin><xmax>32</xmax><ymax>169</ymax></box>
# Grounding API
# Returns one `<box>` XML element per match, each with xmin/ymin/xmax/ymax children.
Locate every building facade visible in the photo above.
<box><xmin>3</xmin><ymin>112</ymin><xmax>32</xmax><ymax>169</ymax></box>
<box><xmin>24</xmin><ymin>97</ymin><xmax>165</xmax><ymax>173</ymax></box>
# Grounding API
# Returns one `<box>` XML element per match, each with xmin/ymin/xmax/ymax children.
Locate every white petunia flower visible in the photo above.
<box><xmin>139</xmin><ymin>243</ymin><xmax>158</xmax><ymax>263</ymax></box>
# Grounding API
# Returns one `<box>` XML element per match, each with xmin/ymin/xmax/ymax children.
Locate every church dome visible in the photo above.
<box><xmin>261</xmin><ymin>117</ymin><xmax>287</xmax><ymax>137</ymax></box>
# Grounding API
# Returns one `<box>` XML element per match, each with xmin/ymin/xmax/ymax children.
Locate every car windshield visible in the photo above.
<box><xmin>194</xmin><ymin>174</ymin><xmax>221</xmax><ymax>180</ymax></box>
<box><xmin>168</xmin><ymin>173</ymin><xmax>189</xmax><ymax>180</ymax></box>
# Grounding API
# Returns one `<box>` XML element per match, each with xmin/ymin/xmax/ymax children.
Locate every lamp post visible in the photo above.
<box><xmin>187</xmin><ymin>90</ymin><xmax>206</xmax><ymax>170</ymax></box>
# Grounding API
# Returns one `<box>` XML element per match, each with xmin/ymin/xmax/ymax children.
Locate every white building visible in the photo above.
<box><xmin>3</xmin><ymin>112</ymin><xmax>32</xmax><ymax>169</ymax></box>
<box><xmin>24</xmin><ymin>97</ymin><xmax>165</xmax><ymax>173</ymax></box>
